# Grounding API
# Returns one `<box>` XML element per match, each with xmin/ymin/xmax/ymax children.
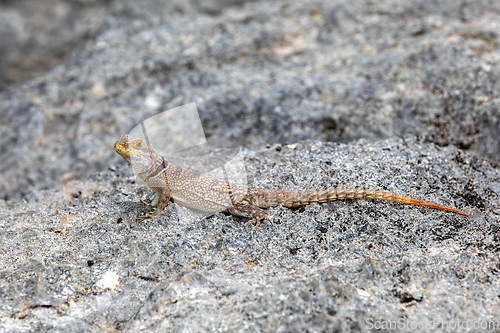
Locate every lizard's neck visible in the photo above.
<box><xmin>136</xmin><ymin>158</ymin><xmax>167</xmax><ymax>182</ymax></box>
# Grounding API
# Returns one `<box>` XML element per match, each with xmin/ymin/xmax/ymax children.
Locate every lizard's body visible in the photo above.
<box><xmin>115</xmin><ymin>135</ymin><xmax>470</xmax><ymax>226</ymax></box>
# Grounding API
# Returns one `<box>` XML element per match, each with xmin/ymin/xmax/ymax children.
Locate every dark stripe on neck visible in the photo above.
<box><xmin>148</xmin><ymin>158</ymin><xmax>167</xmax><ymax>178</ymax></box>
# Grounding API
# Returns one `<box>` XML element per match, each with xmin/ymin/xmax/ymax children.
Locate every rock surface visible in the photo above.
<box><xmin>1</xmin><ymin>138</ymin><xmax>498</xmax><ymax>332</ymax></box>
<box><xmin>1</xmin><ymin>0</ymin><xmax>500</xmax><ymax>202</ymax></box>
<box><xmin>0</xmin><ymin>0</ymin><xmax>253</xmax><ymax>91</ymax></box>
<box><xmin>0</xmin><ymin>0</ymin><xmax>499</xmax><ymax>331</ymax></box>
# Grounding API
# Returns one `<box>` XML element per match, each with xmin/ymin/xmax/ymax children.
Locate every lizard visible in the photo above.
<box><xmin>114</xmin><ymin>134</ymin><xmax>470</xmax><ymax>226</ymax></box>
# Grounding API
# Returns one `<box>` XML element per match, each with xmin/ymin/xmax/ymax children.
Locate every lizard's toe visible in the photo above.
<box><xmin>244</xmin><ymin>218</ymin><xmax>257</xmax><ymax>227</ymax></box>
<box><xmin>244</xmin><ymin>216</ymin><xmax>266</xmax><ymax>229</ymax></box>
<box><xmin>137</xmin><ymin>209</ymin><xmax>156</xmax><ymax>220</ymax></box>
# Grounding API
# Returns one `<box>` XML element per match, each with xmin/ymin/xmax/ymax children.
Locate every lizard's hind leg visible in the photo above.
<box><xmin>228</xmin><ymin>200</ymin><xmax>271</xmax><ymax>227</ymax></box>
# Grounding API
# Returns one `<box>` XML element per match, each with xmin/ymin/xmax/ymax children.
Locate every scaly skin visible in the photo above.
<box><xmin>114</xmin><ymin>135</ymin><xmax>470</xmax><ymax>226</ymax></box>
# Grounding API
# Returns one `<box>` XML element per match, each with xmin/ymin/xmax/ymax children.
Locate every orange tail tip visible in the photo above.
<box><xmin>366</xmin><ymin>190</ymin><xmax>470</xmax><ymax>216</ymax></box>
<box><xmin>407</xmin><ymin>197</ymin><xmax>470</xmax><ymax>216</ymax></box>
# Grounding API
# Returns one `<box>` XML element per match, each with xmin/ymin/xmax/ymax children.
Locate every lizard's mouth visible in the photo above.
<box><xmin>114</xmin><ymin>141</ymin><xmax>131</xmax><ymax>164</ymax></box>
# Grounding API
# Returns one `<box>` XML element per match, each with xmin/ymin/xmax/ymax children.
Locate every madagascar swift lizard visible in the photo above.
<box><xmin>114</xmin><ymin>134</ymin><xmax>470</xmax><ymax>226</ymax></box>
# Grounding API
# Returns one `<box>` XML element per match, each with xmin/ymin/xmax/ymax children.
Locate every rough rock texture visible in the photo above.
<box><xmin>1</xmin><ymin>138</ymin><xmax>498</xmax><ymax>332</ymax></box>
<box><xmin>0</xmin><ymin>0</ymin><xmax>106</xmax><ymax>91</ymax></box>
<box><xmin>1</xmin><ymin>0</ymin><xmax>499</xmax><ymax>202</ymax></box>
<box><xmin>0</xmin><ymin>0</ymin><xmax>253</xmax><ymax>91</ymax></box>
<box><xmin>0</xmin><ymin>0</ymin><xmax>499</xmax><ymax>331</ymax></box>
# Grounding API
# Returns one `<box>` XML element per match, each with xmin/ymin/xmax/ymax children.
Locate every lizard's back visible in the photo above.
<box><xmin>163</xmin><ymin>163</ymin><xmax>249</xmax><ymax>213</ymax></box>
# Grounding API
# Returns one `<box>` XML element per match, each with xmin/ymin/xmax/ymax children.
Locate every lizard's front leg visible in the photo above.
<box><xmin>137</xmin><ymin>186</ymin><xmax>171</xmax><ymax>220</ymax></box>
<box><xmin>228</xmin><ymin>199</ymin><xmax>271</xmax><ymax>227</ymax></box>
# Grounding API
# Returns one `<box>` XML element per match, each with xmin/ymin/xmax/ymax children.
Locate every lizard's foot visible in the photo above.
<box><xmin>136</xmin><ymin>210</ymin><xmax>156</xmax><ymax>221</ymax></box>
<box><xmin>228</xmin><ymin>201</ymin><xmax>271</xmax><ymax>228</ymax></box>
<box><xmin>244</xmin><ymin>213</ymin><xmax>272</xmax><ymax>229</ymax></box>
<box><xmin>245</xmin><ymin>217</ymin><xmax>261</xmax><ymax>228</ymax></box>
<box><xmin>137</xmin><ymin>198</ymin><xmax>157</xmax><ymax>220</ymax></box>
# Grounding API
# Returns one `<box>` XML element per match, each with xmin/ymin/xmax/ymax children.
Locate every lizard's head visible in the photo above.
<box><xmin>114</xmin><ymin>134</ymin><xmax>162</xmax><ymax>175</ymax></box>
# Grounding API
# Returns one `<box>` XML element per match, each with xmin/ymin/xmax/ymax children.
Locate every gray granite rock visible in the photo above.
<box><xmin>0</xmin><ymin>0</ymin><xmax>499</xmax><ymax>331</ymax></box>
<box><xmin>1</xmin><ymin>0</ymin><xmax>499</xmax><ymax>202</ymax></box>
<box><xmin>0</xmin><ymin>0</ymin><xmax>254</xmax><ymax>91</ymax></box>
<box><xmin>0</xmin><ymin>138</ymin><xmax>498</xmax><ymax>332</ymax></box>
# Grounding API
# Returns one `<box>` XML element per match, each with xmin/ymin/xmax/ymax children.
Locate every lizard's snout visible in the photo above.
<box><xmin>114</xmin><ymin>135</ymin><xmax>132</xmax><ymax>164</ymax></box>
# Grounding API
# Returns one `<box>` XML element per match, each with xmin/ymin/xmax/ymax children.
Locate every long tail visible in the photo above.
<box><xmin>251</xmin><ymin>188</ymin><xmax>470</xmax><ymax>216</ymax></box>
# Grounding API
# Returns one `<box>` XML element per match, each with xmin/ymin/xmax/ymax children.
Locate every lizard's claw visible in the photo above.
<box><xmin>244</xmin><ymin>213</ymin><xmax>272</xmax><ymax>229</ymax></box>
<box><xmin>245</xmin><ymin>217</ymin><xmax>260</xmax><ymax>228</ymax></box>
<box><xmin>137</xmin><ymin>198</ymin><xmax>156</xmax><ymax>220</ymax></box>
<box><xmin>136</xmin><ymin>209</ymin><xmax>156</xmax><ymax>221</ymax></box>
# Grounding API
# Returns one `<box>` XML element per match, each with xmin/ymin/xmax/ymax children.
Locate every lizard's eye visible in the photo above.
<box><xmin>132</xmin><ymin>140</ymin><xmax>144</xmax><ymax>149</ymax></box>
